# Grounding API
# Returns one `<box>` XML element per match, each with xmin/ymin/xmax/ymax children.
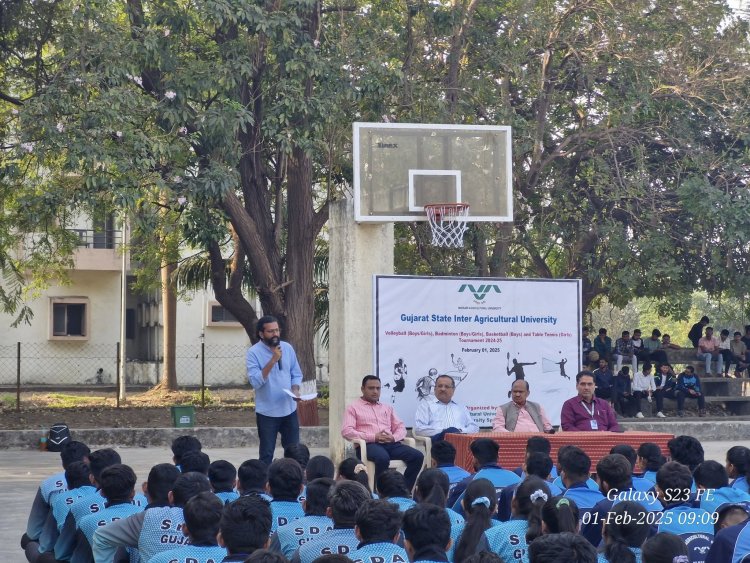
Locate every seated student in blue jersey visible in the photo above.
<box><xmin>514</xmin><ymin>436</ymin><xmax>559</xmax><ymax>480</ymax></box>
<box><xmin>270</xmin><ymin>478</ymin><xmax>335</xmax><ymax>558</ymax></box>
<box><xmin>668</xmin><ymin>435</ymin><xmax>703</xmax><ymax>493</ymax></box>
<box><xmin>375</xmin><ymin>470</ymin><xmax>416</xmax><ymax>513</ymax></box>
<box><xmin>484</xmin><ymin>477</ymin><xmax>550</xmax><ymax>561</ymax></box>
<box><xmin>540</xmin><ymin>495</ymin><xmax>580</xmax><ymax>535</ymax></box>
<box><xmin>209</xmin><ymin>460</ymin><xmax>239</xmax><ymax>504</ymax></box>
<box><xmin>654</xmin><ymin>461</ymin><xmax>714</xmax><ymax>557</ymax></box>
<box><xmin>636</xmin><ymin>442</ymin><xmax>666</xmax><ymax>484</ymax></box>
<box><xmin>582</xmin><ymin>454</ymin><xmax>663</xmax><ymax>548</ymax></box>
<box><xmin>76</xmin><ymin>464</ymin><xmax>144</xmax><ymax>561</ymax></box>
<box><xmin>596</xmin><ymin>501</ymin><xmax>650</xmax><ymax>563</ymax></box>
<box><xmin>171</xmin><ymin>435</ymin><xmax>203</xmax><ymax>470</ymax></box>
<box><xmin>22</xmin><ymin>441</ymin><xmax>90</xmax><ymax>551</ymax></box>
<box><xmin>527</xmin><ymin>532</ymin><xmax>598</xmax><ymax>563</ymax></box>
<box><xmin>413</xmin><ymin>469</ymin><xmax>464</xmax><ymax>532</ymax></box>
<box><xmin>402</xmin><ymin>503</ymin><xmax>453</xmax><ymax>563</ymax></box>
<box><xmin>609</xmin><ymin>444</ymin><xmax>656</xmax><ymax>492</ymax></box>
<box><xmin>237</xmin><ymin>459</ymin><xmax>272</xmax><ymax>502</ymax></box>
<box><xmin>642</xmin><ymin>532</ymin><xmax>691</xmax><ymax>563</ymax></box>
<box><xmin>181</xmin><ymin>450</ymin><xmax>211</xmax><ymax>475</ymax></box>
<box><xmin>694</xmin><ymin>460</ymin><xmax>750</xmax><ymax>515</ymax></box>
<box><xmin>706</xmin><ymin>503</ymin><xmax>750</xmax><ymax>563</ymax></box>
<box><xmin>149</xmin><ymin>492</ymin><xmax>227</xmax><ymax>563</ymax></box>
<box><xmin>449</xmin><ymin>479</ymin><xmax>502</xmax><ymax>560</ymax></box>
<box><xmin>447</xmin><ymin>438</ymin><xmax>521</xmax><ymax>515</ymax></box>
<box><xmin>291</xmin><ymin>481</ymin><xmax>371</xmax><ymax>563</ymax></box>
<box><xmin>217</xmin><ymin>495</ymin><xmax>273</xmax><ymax>562</ymax></box>
<box><xmin>267</xmin><ymin>458</ymin><xmax>306</xmax><ymax>533</ymax></box>
<box><xmin>92</xmin><ymin>472</ymin><xmax>213</xmax><ymax>563</ymax></box>
<box><xmin>551</xmin><ymin>445</ymin><xmax>600</xmax><ymax>493</ymax></box>
<box><xmin>498</xmin><ymin>452</ymin><xmax>563</xmax><ymax>521</ymax></box>
<box><xmin>557</xmin><ymin>447</ymin><xmax>604</xmax><ymax>513</ymax></box>
<box><xmin>349</xmin><ymin>499</ymin><xmax>409</xmax><ymax>563</ymax></box>
<box><xmin>431</xmin><ymin>441</ymin><xmax>471</xmax><ymax>497</ymax></box>
<box><xmin>727</xmin><ymin>446</ymin><xmax>750</xmax><ymax>494</ymax></box>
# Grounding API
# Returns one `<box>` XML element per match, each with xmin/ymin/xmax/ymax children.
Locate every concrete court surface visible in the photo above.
<box><xmin>0</xmin><ymin>441</ymin><xmax>741</xmax><ymax>563</ymax></box>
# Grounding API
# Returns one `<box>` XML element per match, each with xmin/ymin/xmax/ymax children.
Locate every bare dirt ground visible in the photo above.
<box><xmin>0</xmin><ymin>387</ymin><xmax>329</xmax><ymax>429</ymax></box>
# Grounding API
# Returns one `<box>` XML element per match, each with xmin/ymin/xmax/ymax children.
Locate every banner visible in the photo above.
<box><xmin>374</xmin><ymin>276</ymin><xmax>582</xmax><ymax>427</ymax></box>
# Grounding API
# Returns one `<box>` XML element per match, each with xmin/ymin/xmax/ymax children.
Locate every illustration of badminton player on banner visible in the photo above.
<box><xmin>375</xmin><ymin>275</ymin><xmax>582</xmax><ymax>426</ymax></box>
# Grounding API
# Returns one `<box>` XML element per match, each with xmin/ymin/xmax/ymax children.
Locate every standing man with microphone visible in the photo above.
<box><xmin>247</xmin><ymin>315</ymin><xmax>303</xmax><ymax>465</ymax></box>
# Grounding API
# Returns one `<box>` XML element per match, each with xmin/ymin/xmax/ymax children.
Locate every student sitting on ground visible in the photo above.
<box><xmin>375</xmin><ymin>470</ymin><xmax>416</xmax><ymax>512</ymax></box>
<box><xmin>552</xmin><ymin>445</ymin><xmax>599</xmax><ymax>492</ymax></box>
<box><xmin>181</xmin><ymin>450</ymin><xmax>211</xmax><ymax>475</ymax></box>
<box><xmin>148</xmin><ymin>491</ymin><xmax>227</xmax><ymax>563</ymax></box>
<box><xmin>609</xmin><ymin>444</ymin><xmax>654</xmax><ymax>492</ymax></box>
<box><xmin>217</xmin><ymin>495</ymin><xmax>273</xmax><ymax>561</ymax></box>
<box><xmin>92</xmin><ymin>472</ymin><xmax>213</xmax><ymax>563</ymax></box>
<box><xmin>597</xmin><ymin>501</ymin><xmax>650</xmax><ymax>563</ymax></box>
<box><xmin>285</xmin><ymin>443</ymin><xmax>311</xmax><ymax>474</ymax></box>
<box><xmin>450</xmin><ymin>478</ymin><xmax>501</xmax><ymax>561</ymax></box>
<box><xmin>268</xmin><ymin>458</ymin><xmax>306</xmax><ymax>532</ymax></box>
<box><xmin>270</xmin><ymin>478</ymin><xmax>335</xmax><ymax>558</ymax></box>
<box><xmin>76</xmin><ymin>464</ymin><xmax>143</xmax><ymax>561</ymax></box>
<box><xmin>306</xmin><ymin>456</ymin><xmax>335</xmax><ymax>481</ymax></box>
<box><xmin>337</xmin><ymin>458</ymin><xmax>374</xmax><ymax>497</ymax></box>
<box><xmin>727</xmin><ymin>445</ymin><xmax>750</xmax><ymax>493</ymax></box>
<box><xmin>291</xmin><ymin>481</ymin><xmax>371</xmax><ymax>563</ymax></box>
<box><xmin>693</xmin><ymin>460</ymin><xmax>750</xmax><ymax>514</ymax></box>
<box><xmin>413</xmin><ymin>468</ymin><xmax>464</xmax><ymax>528</ymax></box>
<box><xmin>636</xmin><ymin>442</ymin><xmax>665</xmax><ymax>483</ymax></box>
<box><xmin>171</xmin><ymin>435</ymin><xmax>203</xmax><ymax>469</ymax></box>
<box><xmin>558</xmin><ymin>447</ymin><xmax>604</xmax><ymax>512</ymax></box>
<box><xmin>513</xmin><ymin>436</ymin><xmax>559</xmax><ymax>480</ymax></box>
<box><xmin>528</xmin><ymin>532</ymin><xmax>597</xmax><ymax>563</ymax></box>
<box><xmin>431</xmin><ymin>441</ymin><xmax>471</xmax><ymax>497</ymax></box>
<box><xmin>541</xmin><ymin>496</ymin><xmax>580</xmax><ymax>534</ymax></box>
<box><xmin>402</xmin><ymin>503</ymin><xmax>452</xmax><ymax>563</ymax></box>
<box><xmin>349</xmin><ymin>499</ymin><xmax>408</xmax><ymax>563</ymax></box>
<box><xmin>485</xmin><ymin>477</ymin><xmax>549</xmax><ymax>561</ymax></box>
<box><xmin>209</xmin><ymin>460</ymin><xmax>239</xmax><ymax>504</ymax></box>
<box><xmin>641</xmin><ymin>532</ymin><xmax>689</xmax><ymax>563</ymax></box>
<box><xmin>498</xmin><ymin>452</ymin><xmax>561</xmax><ymax>521</ymax></box>
<box><xmin>238</xmin><ymin>459</ymin><xmax>272</xmax><ymax>501</ymax></box>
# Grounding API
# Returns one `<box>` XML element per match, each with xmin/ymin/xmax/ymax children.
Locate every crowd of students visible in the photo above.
<box><xmin>21</xmin><ymin>434</ymin><xmax>750</xmax><ymax>563</ymax></box>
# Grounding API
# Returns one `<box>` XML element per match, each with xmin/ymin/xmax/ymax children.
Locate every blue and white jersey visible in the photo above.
<box><xmin>447</xmin><ymin>519</ymin><xmax>501</xmax><ymax>561</ymax></box>
<box><xmin>732</xmin><ymin>476</ymin><xmax>750</xmax><ymax>494</ymax></box>
<box><xmin>70</xmin><ymin>490</ymin><xmax>106</xmax><ymax>524</ymax></box>
<box><xmin>293</xmin><ymin>528</ymin><xmax>359</xmax><ymax>563</ymax></box>
<box><xmin>51</xmin><ymin>485</ymin><xmax>97</xmax><ymax>530</ymax></box>
<box><xmin>485</xmin><ymin>519</ymin><xmax>531</xmax><ymax>563</ymax></box>
<box><xmin>149</xmin><ymin>544</ymin><xmax>227</xmax><ymax>563</ymax></box>
<box><xmin>41</xmin><ymin>471</ymin><xmax>67</xmax><ymax>504</ymax></box>
<box><xmin>438</xmin><ymin>465</ymin><xmax>472</xmax><ymax>496</ymax></box>
<box><xmin>138</xmin><ymin>506</ymin><xmax>188</xmax><ymax>563</ymax></box>
<box><xmin>271</xmin><ymin>514</ymin><xmax>333</xmax><ymax>558</ymax></box>
<box><xmin>562</xmin><ymin>483</ymin><xmax>605</xmax><ymax>510</ymax></box>
<box><xmin>445</xmin><ymin>507</ymin><xmax>464</xmax><ymax>527</ymax></box>
<box><xmin>215</xmin><ymin>491</ymin><xmax>240</xmax><ymax>504</ymax></box>
<box><xmin>658</xmin><ymin>504</ymin><xmax>714</xmax><ymax>536</ymax></box>
<box><xmin>386</xmin><ymin>496</ymin><xmax>416</xmax><ymax>512</ymax></box>
<box><xmin>552</xmin><ymin>476</ymin><xmax>600</xmax><ymax>492</ymax></box>
<box><xmin>78</xmin><ymin>503</ymin><xmax>143</xmax><ymax>544</ymax></box>
<box><xmin>701</xmin><ymin>486</ymin><xmax>750</xmax><ymax>514</ymax></box>
<box><xmin>270</xmin><ymin>500</ymin><xmax>305</xmax><ymax>532</ymax></box>
<box><xmin>451</xmin><ymin>466</ymin><xmax>521</xmax><ymax>515</ymax></box>
<box><xmin>597</xmin><ymin>547</ymin><xmax>641</xmax><ymax>562</ymax></box>
<box><xmin>706</xmin><ymin>518</ymin><xmax>750</xmax><ymax>563</ymax></box>
<box><xmin>349</xmin><ymin>542</ymin><xmax>409</xmax><ymax>563</ymax></box>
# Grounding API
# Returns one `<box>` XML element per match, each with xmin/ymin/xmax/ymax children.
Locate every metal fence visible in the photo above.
<box><xmin>0</xmin><ymin>341</ymin><xmax>248</xmax><ymax>409</ymax></box>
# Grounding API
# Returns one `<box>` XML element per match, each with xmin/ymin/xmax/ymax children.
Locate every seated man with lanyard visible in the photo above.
<box><xmin>560</xmin><ymin>371</ymin><xmax>621</xmax><ymax>431</ymax></box>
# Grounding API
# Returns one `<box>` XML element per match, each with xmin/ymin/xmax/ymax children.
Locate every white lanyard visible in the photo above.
<box><xmin>581</xmin><ymin>400</ymin><xmax>596</xmax><ymax>418</ymax></box>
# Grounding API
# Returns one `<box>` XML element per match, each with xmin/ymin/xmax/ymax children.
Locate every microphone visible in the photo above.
<box><xmin>277</xmin><ymin>344</ymin><xmax>282</xmax><ymax>371</ymax></box>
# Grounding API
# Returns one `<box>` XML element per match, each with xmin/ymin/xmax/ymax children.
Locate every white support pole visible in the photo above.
<box><xmin>328</xmin><ymin>199</ymin><xmax>394</xmax><ymax>463</ymax></box>
<box><xmin>118</xmin><ymin>214</ymin><xmax>128</xmax><ymax>402</ymax></box>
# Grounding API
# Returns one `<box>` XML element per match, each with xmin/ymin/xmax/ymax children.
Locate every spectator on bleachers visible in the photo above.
<box><xmin>402</xmin><ymin>503</ymin><xmax>452</xmax><ymax>563</ymax></box>
<box><xmin>217</xmin><ymin>495</ymin><xmax>273</xmax><ymax>560</ymax></box>
<box><xmin>689</xmin><ymin>315</ymin><xmax>710</xmax><ymax>348</ymax></box>
<box><xmin>238</xmin><ymin>459</ymin><xmax>271</xmax><ymax>501</ymax></box>
<box><xmin>613</xmin><ymin>367</ymin><xmax>638</xmax><ymax>418</ymax></box>
<box><xmin>593</xmin><ymin>328</ymin><xmax>612</xmax><ymax>363</ymax></box>
<box><xmin>660</xmin><ymin>333</ymin><xmax>681</xmax><ymax>350</ymax></box>
<box><xmin>267</xmin><ymin>459</ymin><xmax>305</xmax><ymax>532</ymax></box>
<box><xmin>614</xmin><ymin>331</ymin><xmax>638</xmax><ymax>375</ymax></box>
<box><xmin>641</xmin><ymin>532</ymin><xmax>689</xmax><ymax>563</ymax></box>
<box><xmin>375</xmin><ymin>469</ymin><xmax>415</xmax><ymax>512</ymax></box>
<box><xmin>730</xmin><ymin>331</ymin><xmax>748</xmax><ymax>377</ymax></box>
<box><xmin>528</xmin><ymin>532</ymin><xmax>597</xmax><ymax>563</ymax></box>
<box><xmin>430</xmin><ymin>441</ymin><xmax>470</xmax><ymax>496</ymax></box>
<box><xmin>632</xmin><ymin>329</ymin><xmax>647</xmax><ymax>364</ymax></box>
<box><xmin>644</xmin><ymin>329</ymin><xmax>669</xmax><ymax>366</ymax></box>
<box><xmin>171</xmin><ymin>435</ymin><xmax>202</xmax><ymax>469</ymax></box>
<box><xmin>582</xmin><ymin>326</ymin><xmax>592</xmax><ymax>367</ymax></box>
<box><xmin>636</xmin><ymin>442</ymin><xmax>665</xmax><ymax>483</ymax></box>
<box><xmin>698</xmin><ymin>326</ymin><xmax>723</xmax><ymax>376</ymax></box>
<box><xmin>598</xmin><ymin>501</ymin><xmax>650</xmax><ymax>563</ymax></box>
<box><xmin>653</xmin><ymin>363</ymin><xmax>678</xmax><ymax>418</ymax></box>
<box><xmin>209</xmin><ymin>460</ymin><xmax>239</xmax><ymax>504</ymax></box>
<box><xmin>291</xmin><ymin>481</ymin><xmax>370</xmax><ymax>563</ymax></box>
<box><xmin>148</xmin><ymin>491</ymin><xmax>227</xmax><ymax>563</ymax></box>
<box><xmin>270</xmin><ymin>478</ymin><xmax>334</xmax><ymax>558</ymax></box>
<box><xmin>541</xmin><ymin>496</ymin><xmax>580</xmax><ymax>534</ymax></box>
<box><xmin>718</xmin><ymin>329</ymin><xmax>734</xmax><ymax>377</ymax></box>
<box><xmin>726</xmin><ymin>446</ymin><xmax>750</xmax><ymax>493</ymax></box>
<box><xmin>560</xmin><ymin>371</ymin><xmax>621</xmax><ymax>432</ymax></box>
<box><xmin>593</xmin><ymin>358</ymin><xmax>614</xmax><ymax>403</ymax></box>
<box><xmin>349</xmin><ymin>499</ymin><xmax>408</xmax><ymax>562</ymax></box>
<box><xmin>484</xmin><ymin>477</ymin><xmax>549</xmax><ymax>561</ymax></box>
<box><xmin>676</xmin><ymin>366</ymin><xmax>706</xmax><ymax>417</ymax></box>
<box><xmin>632</xmin><ymin>362</ymin><xmax>657</xmax><ymax>418</ymax></box>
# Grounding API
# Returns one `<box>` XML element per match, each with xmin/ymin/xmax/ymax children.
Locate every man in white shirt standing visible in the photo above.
<box><xmin>414</xmin><ymin>375</ymin><xmax>478</xmax><ymax>441</ymax></box>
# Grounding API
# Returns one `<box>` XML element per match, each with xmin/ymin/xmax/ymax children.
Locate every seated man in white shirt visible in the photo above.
<box><xmin>414</xmin><ymin>375</ymin><xmax>479</xmax><ymax>442</ymax></box>
<box><xmin>492</xmin><ymin>379</ymin><xmax>554</xmax><ymax>433</ymax></box>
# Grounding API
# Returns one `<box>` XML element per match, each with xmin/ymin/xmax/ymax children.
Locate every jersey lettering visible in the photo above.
<box><xmin>161</xmin><ymin>519</ymin><xmax>172</xmax><ymax>530</ymax></box>
<box><xmin>66</xmin><ymin>498</ymin><xmax>74</xmax><ymax>505</ymax></box>
<box><xmin>509</xmin><ymin>534</ymin><xmax>520</xmax><ymax>545</ymax></box>
<box><xmin>322</xmin><ymin>546</ymin><xmax>351</xmax><ymax>555</ymax></box>
<box><xmin>278</xmin><ymin>517</ymin><xmax>288</xmax><ymax>526</ymax></box>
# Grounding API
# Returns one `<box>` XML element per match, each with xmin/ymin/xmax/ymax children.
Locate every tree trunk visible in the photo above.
<box><xmin>161</xmin><ymin>260</ymin><xmax>177</xmax><ymax>390</ymax></box>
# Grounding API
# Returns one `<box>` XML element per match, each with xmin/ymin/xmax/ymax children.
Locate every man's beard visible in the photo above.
<box><xmin>264</xmin><ymin>335</ymin><xmax>280</xmax><ymax>347</ymax></box>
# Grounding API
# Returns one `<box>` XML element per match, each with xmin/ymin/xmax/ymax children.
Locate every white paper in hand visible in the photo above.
<box><xmin>284</xmin><ymin>389</ymin><xmax>318</xmax><ymax>401</ymax></box>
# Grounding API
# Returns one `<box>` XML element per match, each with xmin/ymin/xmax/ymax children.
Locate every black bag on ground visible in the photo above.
<box><xmin>46</xmin><ymin>423</ymin><xmax>71</xmax><ymax>452</ymax></box>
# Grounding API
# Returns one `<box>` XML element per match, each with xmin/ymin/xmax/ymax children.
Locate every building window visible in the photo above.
<box><xmin>207</xmin><ymin>302</ymin><xmax>241</xmax><ymax>327</ymax></box>
<box><xmin>50</xmin><ymin>298</ymin><xmax>89</xmax><ymax>340</ymax></box>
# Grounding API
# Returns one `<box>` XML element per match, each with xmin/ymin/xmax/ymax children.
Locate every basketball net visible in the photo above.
<box><xmin>424</xmin><ymin>203</ymin><xmax>470</xmax><ymax>248</ymax></box>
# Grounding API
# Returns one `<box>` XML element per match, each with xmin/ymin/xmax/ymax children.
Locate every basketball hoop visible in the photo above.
<box><xmin>424</xmin><ymin>203</ymin><xmax>470</xmax><ymax>248</ymax></box>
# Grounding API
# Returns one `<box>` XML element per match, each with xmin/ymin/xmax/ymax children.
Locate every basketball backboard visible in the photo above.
<box><xmin>353</xmin><ymin>123</ymin><xmax>512</xmax><ymax>222</ymax></box>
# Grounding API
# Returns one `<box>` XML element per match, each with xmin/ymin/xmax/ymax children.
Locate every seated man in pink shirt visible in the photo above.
<box><xmin>560</xmin><ymin>371</ymin><xmax>621</xmax><ymax>431</ymax></box>
<box><xmin>341</xmin><ymin>375</ymin><xmax>424</xmax><ymax>490</ymax></box>
<box><xmin>492</xmin><ymin>379</ymin><xmax>553</xmax><ymax>433</ymax></box>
